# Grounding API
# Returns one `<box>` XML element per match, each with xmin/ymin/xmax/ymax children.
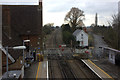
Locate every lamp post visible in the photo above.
<box><xmin>5</xmin><ymin>46</ymin><xmax>26</xmax><ymax>77</ymax></box>
<box><xmin>23</xmin><ymin>40</ymin><xmax>30</xmax><ymax>66</ymax></box>
<box><xmin>22</xmin><ymin>40</ymin><xmax>30</xmax><ymax>78</ymax></box>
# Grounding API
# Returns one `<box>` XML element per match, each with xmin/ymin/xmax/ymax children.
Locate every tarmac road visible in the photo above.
<box><xmin>93</xmin><ymin>34</ymin><xmax>108</xmax><ymax>59</ymax></box>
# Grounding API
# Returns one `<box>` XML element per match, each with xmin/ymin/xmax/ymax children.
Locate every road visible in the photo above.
<box><xmin>93</xmin><ymin>34</ymin><xmax>108</xmax><ymax>58</ymax></box>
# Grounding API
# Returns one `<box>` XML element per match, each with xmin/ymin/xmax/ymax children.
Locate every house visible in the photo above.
<box><xmin>73</xmin><ymin>29</ymin><xmax>88</xmax><ymax>47</ymax></box>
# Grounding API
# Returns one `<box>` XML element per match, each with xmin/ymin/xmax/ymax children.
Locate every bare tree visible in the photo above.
<box><xmin>64</xmin><ymin>7</ymin><xmax>85</xmax><ymax>32</ymax></box>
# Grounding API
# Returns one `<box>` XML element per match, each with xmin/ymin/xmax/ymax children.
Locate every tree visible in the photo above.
<box><xmin>61</xmin><ymin>24</ymin><xmax>72</xmax><ymax>32</ymax></box>
<box><xmin>62</xmin><ymin>31</ymin><xmax>76</xmax><ymax>45</ymax></box>
<box><xmin>112</xmin><ymin>14</ymin><xmax>120</xmax><ymax>50</ymax></box>
<box><xmin>43</xmin><ymin>23</ymin><xmax>54</xmax><ymax>35</ymax></box>
<box><xmin>64</xmin><ymin>7</ymin><xmax>85</xmax><ymax>32</ymax></box>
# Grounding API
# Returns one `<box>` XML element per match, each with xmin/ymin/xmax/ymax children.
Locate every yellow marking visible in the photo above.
<box><xmin>88</xmin><ymin>59</ymin><xmax>114</xmax><ymax>80</ymax></box>
<box><xmin>36</xmin><ymin>62</ymin><xmax>41</xmax><ymax>80</ymax></box>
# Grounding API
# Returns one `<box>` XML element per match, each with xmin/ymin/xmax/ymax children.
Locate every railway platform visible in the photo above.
<box><xmin>91</xmin><ymin>59</ymin><xmax>120</xmax><ymax>80</ymax></box>
<box><xmin>36</xmin><ymin>60</ymin><xmax>48</xmax><ymax>79</ymax></box>
<box><xmin>82</xmin><ymin>59</ymin><xmax>114</xmax><ymax>80</ymax></box>
<box><xmin>24</xmin><ymin>59</ymin><xmax>48</xmax><ymax>79</ymax></box>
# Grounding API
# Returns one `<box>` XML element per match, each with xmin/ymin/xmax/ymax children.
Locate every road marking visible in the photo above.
<box><xmin>88</xmin><ymin>59</ymin><xmax>114</xmax><ymax>80</ymax></box>
<box><xmin>36</xmin><ymin>62</ymin><xmax>41</xmax><ymax>80</ymax></box>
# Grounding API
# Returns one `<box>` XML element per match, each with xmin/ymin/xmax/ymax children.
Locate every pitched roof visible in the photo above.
<box><xmin>73</xmin><ymin>29</ymin><xmax>81</xmax><ymax>36</ymax></box>
<box><xmin>73</xmin><ymin>29</ymin><xmax>88</xmax><ymax>37</ymax></box>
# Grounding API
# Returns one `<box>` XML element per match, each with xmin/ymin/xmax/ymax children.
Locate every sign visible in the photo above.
<box><xmin>59</xmin><ymin>45</ymin><xmax>61</xmax><ymax>48</ymax></box>
<box><xmin>61</xmin><ymin>49</ymin><xmax>64</xmax><ymax>51</ymax></box>
<box><xmin>61</xmin><ymin>45</ymin><xmax>66</xmax><ymax>47</ymax></box>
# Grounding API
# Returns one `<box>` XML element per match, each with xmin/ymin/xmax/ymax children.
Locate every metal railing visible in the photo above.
<box><xmin>99</xmin><ymin>47</ymin><xmax>120</xmax><ymax>64</ymax></box>
<box><xmin>0</xmin><ymin>44</ymin><xmax>15</xmax><ymax>63</ymax></box>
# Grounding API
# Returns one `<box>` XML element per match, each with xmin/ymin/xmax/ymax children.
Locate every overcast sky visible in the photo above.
<box><xmin>43</xmin><ymin>0</ymin><xmax>119</xmax><ymax>26</ymax></box>
<box><xmin>0</xmin><ymin>0</ymin><xmax>119</xmax><ymax>26</ymax></box>
<box><xmin>0</xmin><ymin>0</ymin><xmax>39</xmax><ymax>5</ymax></box>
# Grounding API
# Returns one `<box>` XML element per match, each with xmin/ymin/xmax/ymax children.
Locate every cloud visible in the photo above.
<box><xmin>43</xmin><ymin>0</ymin><xmax>119</xmax><ymax>26</ymax></box>
<box><xmin>0</xmin><ymin>0</ymin><xmax>39</xmax><ymax>5</ymax></box>
<box><xmin>84</xmin><ymin>2</ymin><xmax>118</xmax><ymax>14</ymax></box>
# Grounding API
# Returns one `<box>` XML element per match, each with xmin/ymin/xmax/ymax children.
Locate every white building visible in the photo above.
<box><xmin>73</xmin><ymin>29</ymin><xmax>88</xmax><ymax>47</ymax></box>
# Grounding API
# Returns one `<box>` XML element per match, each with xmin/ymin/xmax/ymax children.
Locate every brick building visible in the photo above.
<box><xmin>1</xmin><ymin>0</ymin><xmax>43</xmax><ymax>75</ymax></box>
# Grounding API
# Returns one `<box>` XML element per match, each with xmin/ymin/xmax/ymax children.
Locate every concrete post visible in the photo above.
<box><xmin>0</xmin><ymin>5</ymin><xmax>2</xmax><ymax>77</ymax></box>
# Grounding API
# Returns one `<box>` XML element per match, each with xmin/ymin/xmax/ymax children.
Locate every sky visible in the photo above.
<box><xmin>0</xmin><ymin>0</ymin><xmax>119</xmax><ymax>26</ymax></box>
<box><xmin>43</xmin><ymin>0</ymin><xmax>119</xmax><ymax>26</ymax></box>
<box><xmin>0</xmin><ymin>0</ymin><xmax>39</xmax><ymax>5</ymax></box>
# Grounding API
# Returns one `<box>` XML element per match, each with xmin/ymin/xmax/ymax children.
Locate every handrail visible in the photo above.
<box><xmin>0</xmin><ymin>44</ymin><xmax>15</xmax><ymax>63</ymax></box>
<box><xmin>99</xmin><ymin>46</ymin><xmax>120</xmax><ymax>53</ymax></box>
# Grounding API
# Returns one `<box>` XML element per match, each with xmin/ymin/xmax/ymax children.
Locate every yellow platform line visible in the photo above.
<box><xmin>88</xmin><ymin>59</ymin><xmax>114</xmax><ymax>80</ymax></box>
<box><xmin>36</xmin><ymin>62</ymin><xmax>41</xmax><ymax>80</ymax></box>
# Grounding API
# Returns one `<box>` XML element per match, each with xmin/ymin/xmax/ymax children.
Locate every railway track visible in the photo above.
<box><xmin>48</xmin><ymin>60</ymin><xmax>63</xmax><ymax>79</ymax></box>
<box><xmin>48</xmin><ymin>56</ymin><xmax>101</xmax><ymax>79</ymax></box>
<box><xmin>58</xmin><ymin>60</ymin><xmax>77</xmax><ymax>79</ymax></box>
<box><xmin>47</xmin><ymin>29</ymin><xmax>101</xmax><ymax>79</ymax></box>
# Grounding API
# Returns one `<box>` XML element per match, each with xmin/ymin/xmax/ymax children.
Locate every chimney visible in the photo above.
<box><xmin>38</xmin><ymin>0</ymin><xmax>42</xmax><ymax>10</ymax></box>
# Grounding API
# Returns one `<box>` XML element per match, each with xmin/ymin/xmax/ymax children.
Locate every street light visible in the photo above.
<box><xmin>5</xmin><ymin>46</ymin><xmax>26</xmax><ymax>77</ymax></box>
<box><xmin>23</xmin><ymin>40</ymin><xmax>30</xmax><ymax>65</ymax></box>
<box><xmin>12</xmin><ymin>46</ymin><xmax>26</xmax><ymax>50</ymax></box>
<box><xmin>22</xmin><ymin>40</ymin><xmax>30</xmax><ymax>78</ymax></box>
<box><xmin>24</xmin><ymin>40</ymin><xmax>30</xmax><ymax>43</ymax></box>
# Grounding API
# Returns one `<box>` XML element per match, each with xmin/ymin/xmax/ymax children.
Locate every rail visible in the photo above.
<box><xmin>0</xmin><ymin>44</ymin><xmax>15</xmax><ymax>63</ymax></box>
